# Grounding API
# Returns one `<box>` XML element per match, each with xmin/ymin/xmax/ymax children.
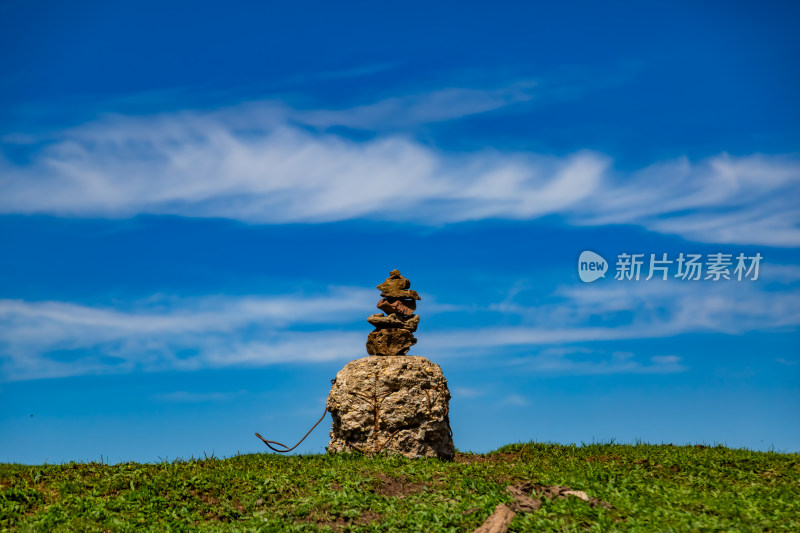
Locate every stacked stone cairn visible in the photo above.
<box><xmin>327</xmin><ymin>269</ymin><xmax>455</xmax><ymax>460</ymax></box>
<box><xmin>366</xmin><ymin>269</ymin><xmax>420</xmax><ymax>356</ymax></box>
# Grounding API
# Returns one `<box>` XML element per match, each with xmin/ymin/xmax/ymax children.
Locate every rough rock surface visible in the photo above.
<box><xmin>327</xmin><ymin>355</ymin><xmax>454</xmax><ymax>460</ymax></box>
<box><xmin>366</xmin><ymin>328</ymin><xmax>416</xmax><ymax>356</ymax></box>
<box><xmin>367</xmin><ymin>269</ymin><xmax>421</xmax><ymax>355</ymax></box>
<box><xmin>377</xmin><ymin>273</ymin><xmax>421</xmax><ymax>300</ymax></box>
<box><xmin>376</xmin><ymin>297</ymin><xmax>416</xmax><ymax>317</ymax></box>
<box><xmin>367</xmin><ymin>313</ymin><xmax>420</xmax><ymax>332</ymax></box>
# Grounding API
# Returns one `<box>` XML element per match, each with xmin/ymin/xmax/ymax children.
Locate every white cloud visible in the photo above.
<box><xmin>503</xmin><ymin>349</ymin><xmax>687</xmax><ymax>375</ymax></box>
<box><xmin>575</xmin><ymin>154</ymin><xmax>800</xmax><ymax>247</ymax></box>
<box><xmin>0</xmin><ymin>288</ymin><xmax>373</xmax><ymax>344</ymax></box>
<box><xmin>0</xmin><ymin>114</ymin><xmax>606</xmax><ymax>224</ymax></box>
<box><xmin>501</xmin><ymin>393</ymin><xmax>529</xmax><ymax>406</ymax></box>
<box><xmin>0</xmin><ymin>90</ymin><xmax>797</xmax><ymax>245</ymax></box>
<box><xmin>426</xmin><ymin>281</ymin><xmax>800</xmax><ymax>353</ymax></box>
<box><xmin>152</xmin><ymin>390</ymin><xmax>246</xmax><ymax>403</ymax></box>
<box><xmin>293</xmin><ymin>82</ymin><xmax>537</xmax><ymax>129</ymax></box>
<box><xmin>1</xmin><ymin>278</ymin><xmax>797</xmax><ymax>382</ymax></box>
<box><xmin>0</xmin><ymin>289</ymin><xmax>372</xmax><ymax>381</ymax></box>
<box><xmin>452</xmin><ymin>386</ymin><xmax>484</xmax><ymax>398</ymax></box>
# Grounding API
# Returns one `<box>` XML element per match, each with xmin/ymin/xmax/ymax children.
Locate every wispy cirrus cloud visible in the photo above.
<box><xmin>1</xmin><ymin>288</ymin><xmax>373</xmax><ymax>337</ymax></box>
<box><xmin>0</xmin><ymin>83</ymin><xmax>798</xmax><ymax>245</ymax></box>
<box><xmin>577</xmin><ymin>154</ymin><xmax>800</xmax><ymax>247</ymax></box>
<box><xmin>506</xmin><ymin>348</ymin><xmax>687</xmax><ymax>376</ymax></box>
<box><xmin>428</xmin><ymin>281</ymin><xmax>800</xmax><ymax>355</ymax></box>
<box><xmin>152</xmin><ymin>390</ymin><xmax>246</xmax><ymax>403</ymax></box>
<box><xmin>2</xmin><ymin>277</ymin><xmax>797</xmax><ymax>382</ymax></box>
<box><xmin>0</xmin><ymin>289</ymin><xmax>372</xmax><ymax>381</ymax></box>
<box><xmin>293</xmin><ymin>81</ymin><xmax>538</xmax><ymax>129</ymax></box>
<box><xmin>0</xmin><ymin>112</ymin><xmax>607</xmax><ymax>225</ymax></box>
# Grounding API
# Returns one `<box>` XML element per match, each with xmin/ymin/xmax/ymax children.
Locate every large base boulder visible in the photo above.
<box><xmin>327</xmin><ymin>356</ymin><xmax>455</xmax><ymax>460</ymax></box>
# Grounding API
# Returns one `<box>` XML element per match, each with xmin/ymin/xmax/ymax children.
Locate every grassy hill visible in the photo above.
<box><xmin>2</xmin><ymin>442</ymin><xmax>798</xmax><ymax>531</ymax></box>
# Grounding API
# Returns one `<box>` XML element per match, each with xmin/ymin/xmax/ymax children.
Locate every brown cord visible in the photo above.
<box><xmin>255</xmin><ymin>406</ymin><xmax>328</xmax><ymax>453</ymax></box>
<box><xmin>254</xmin><ymin>379</ymin><xmax>334</xmax><ymax>453</ymax></box>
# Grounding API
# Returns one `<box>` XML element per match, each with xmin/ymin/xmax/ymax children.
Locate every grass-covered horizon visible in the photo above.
<box><xmin>2</xmin><ymin>442</ymin><xmax>799</xmax><ymax>531</ymax></box>
<box><xmin>7</xmin><ymin>437</ymin><xmax>797</xmax><ymax>467</ymax></box>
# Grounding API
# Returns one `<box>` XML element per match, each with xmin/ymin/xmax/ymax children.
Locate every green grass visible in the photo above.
<box><xmin>2</xmin><ymin>442</ymin><xmax>798</xmax><ymax>531</ymax></box>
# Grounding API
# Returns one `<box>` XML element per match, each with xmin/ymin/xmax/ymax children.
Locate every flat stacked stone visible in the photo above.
<box><xmin>366</xmin><ymin>269</ymin><xmax>421</xmax><ymax>356</ymax></box>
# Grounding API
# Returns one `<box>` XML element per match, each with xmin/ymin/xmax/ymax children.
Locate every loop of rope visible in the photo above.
<box><xmin>254</xmin><ymin>378</ymin><xmax>335</xmax><ymax>453</ymax></box>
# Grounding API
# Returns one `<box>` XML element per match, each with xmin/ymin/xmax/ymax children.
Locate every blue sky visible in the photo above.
<box><xmin>1</xmin><ymin>1</ymin><xmax>799</xmax><ymax>464</ymax></box>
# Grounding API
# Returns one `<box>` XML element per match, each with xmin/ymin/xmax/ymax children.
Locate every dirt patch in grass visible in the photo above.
<box><xmin>35</xmin><ymin>482</ymin><xmax>59</xmax><ymax>502</ymax></box>
<box><xmin>474</xmin><ymin>482</ymin><xmax>615</xmax><ymax>533</ymax></box>
<box><xmin>455</xmin><ymin>453</ymin><xmax>486</xmax><ymax>464</ymax></box>
<box><xmin>488</xmin><ymin>452</ymin><xmax>523</xmax><ymax>463</ymax></box>
<box><xmin>358</xmin><ymin>510</ymin><xmax>381</xmax><ymax>524</ymax></box>
<box><xmin>585</xmin><ymin>455</ymin><xmax>622</xmax><ymax>463</ymax></box>
<box><xmin>191</xmin><ymin>489</ymin><xmax>245</xmax><ymax>521</ymax></box>
<box><xmin>191</xmin><ymin>489</ymin><xmax>225</xmax><ymax>506</ymax></box>
<box><xmin>371</xmin><ymin>473</ymin><xmax>426</xmax><ymax>498</ymax></box>
<box><xmin>300</xmin><ymin>508</ymin><xmax>381</xmax><ymax>531</ymax></box>
<box><xmin>632</xmin><ymin>459</ymin><xmax>680</xmax><ymax>472</ymax></box>
<box><xmin>507</xmin><ymin>481</ymin><xmax>613</xmax><ymax>510</ymax></box>
<box><xmin>300</xmin><ymin>510</ymin><xmax>349</xmax><ymax>530</ymax></box>
<box><xmin>455</xmin><ymin>452</ymin><xmax>522</xmax><ymax>464</ymax></box>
